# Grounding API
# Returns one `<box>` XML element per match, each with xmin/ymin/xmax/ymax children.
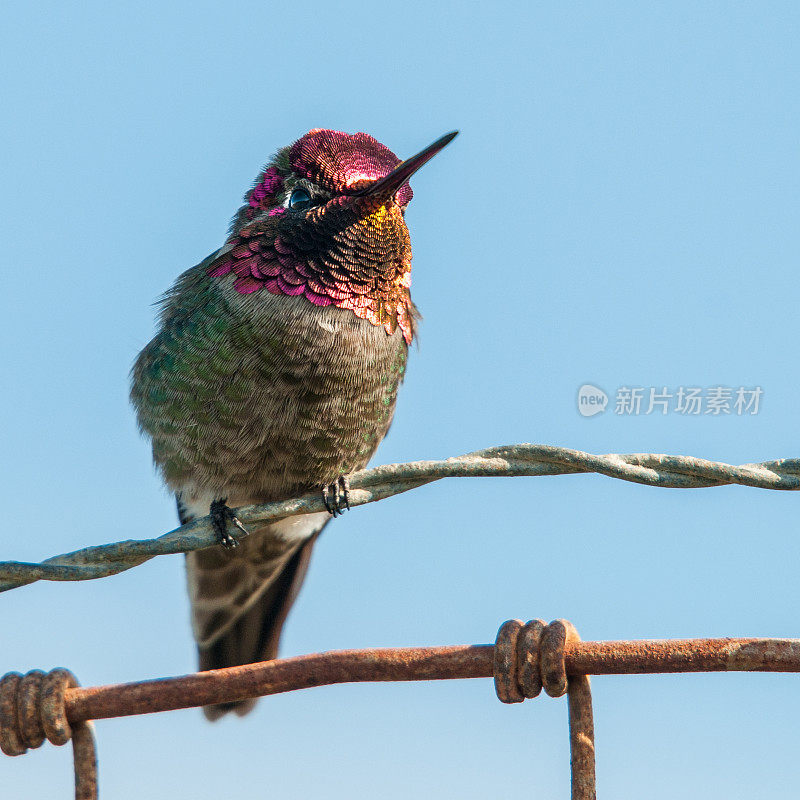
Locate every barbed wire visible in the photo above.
<box><xmin>2</xmin><ymin>442</ymin><xmax>799</xmax><ymax>593</ymax></box>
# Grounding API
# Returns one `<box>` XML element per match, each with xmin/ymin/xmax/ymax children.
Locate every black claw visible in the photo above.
<box><xmin>210</xmin><ymin>497</ymin><xmax>249</xmax><ymax>549</ymax></box>
<box><xmin>322</xmin><ymin>483</ymin><xmax>334</xmax><ymax>515</ymax></box>
<box><xmin>322</xmin><ymin>475</ymin><xmax>351</xmax><ymax>518</ymax></box>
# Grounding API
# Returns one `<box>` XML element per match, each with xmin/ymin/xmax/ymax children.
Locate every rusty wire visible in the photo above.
<box><xmin>5</xmin><ymin>627</ymin><xmax>800</xmax><ymax>799</ymax></box>
<box><xmin>4</xmin><ymin>624</ymin><xmax>800</xmax><ymax>798</ymax></box>
<box><xmin>52</xmin><ymin>633</ymin><xmax>799</xmax><ymax>720</ymax></box>
<box><xmin>2</xmin><ymin>442</ymin><xmax>799</xmax><ymax>592</ymax></box>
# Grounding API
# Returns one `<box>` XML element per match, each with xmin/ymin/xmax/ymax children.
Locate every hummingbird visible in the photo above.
<box><xmin>130</xmin><ymin>128</ymin><xmax>457</xmax><ymax>719</ymax></box>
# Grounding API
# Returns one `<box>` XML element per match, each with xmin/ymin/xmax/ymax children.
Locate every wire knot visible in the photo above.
<box><xmin>0</xmin><ymin>668</ymin><xmax>98</xmax><ymax>799</ymax></box>
<box><xmin>493</xmin><ymin>618</ymin><xmax>580</xmax><ymax>703</ymax></box>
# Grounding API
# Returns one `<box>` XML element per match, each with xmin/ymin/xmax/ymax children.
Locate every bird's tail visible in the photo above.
<box><xmin>178</xmin><ymin>497</ymin><xmax>327</xmax><ymax>720</ymax></box>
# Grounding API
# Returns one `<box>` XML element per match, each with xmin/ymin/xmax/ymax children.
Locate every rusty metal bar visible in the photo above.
<box><xmin>6</xmin><ymin>632</ymin><xmax>800</xmax><ymax>800</ymax></box>
<box><xmin>568</xmin><ymin>675</ymin><xmax>596</xmax><ymax>800</ymax></box>
<box><xmin>63</xmin><ymin>636</ymin><xmax>800</xmax><ymax>724</ymax></box>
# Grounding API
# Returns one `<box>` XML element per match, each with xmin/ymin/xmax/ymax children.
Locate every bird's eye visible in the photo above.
<box><xmin>289</xmin><ymin>187</ymin><xmax>313</xmax><ymax>211</ymax></box>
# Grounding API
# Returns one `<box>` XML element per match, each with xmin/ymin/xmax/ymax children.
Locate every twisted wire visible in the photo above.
<box><xmin>0</xmin><ymin>669</ymin><xmax>97</xmax><ymax>800</ymax></box>
<box><xmin>2</xmin><ymin>443</ymin><xmax>799</xmax><ymax>593</ymax></box>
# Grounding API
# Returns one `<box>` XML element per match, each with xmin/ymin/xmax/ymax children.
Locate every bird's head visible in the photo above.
<box><xmin>208</xmin><ymin>129</ymin><xmax>457</xmax><ymax>344</ymax></box>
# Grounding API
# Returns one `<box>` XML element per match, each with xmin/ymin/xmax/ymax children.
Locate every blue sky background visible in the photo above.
<box><xmin>2</xmin><ymin>2</ymin><xmax>799</xmax><ymax>797</ymax></box>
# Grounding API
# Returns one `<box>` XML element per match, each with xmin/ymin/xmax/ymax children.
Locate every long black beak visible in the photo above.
<box><xmin>353</xmin><ymin>130</ymin><xmax>458</xmax><ymax>199</ymax></box>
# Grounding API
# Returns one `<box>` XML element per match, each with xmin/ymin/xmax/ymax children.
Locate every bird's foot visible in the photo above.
<box><xmin>210</xmin><ymin>498</ymin><xmax>249</xmax><ymax>549</ymax></box>
<box><xmin>322</xmin><ymin>475</ymin><xmax>350</xmax><ymax>518</ymax></box>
